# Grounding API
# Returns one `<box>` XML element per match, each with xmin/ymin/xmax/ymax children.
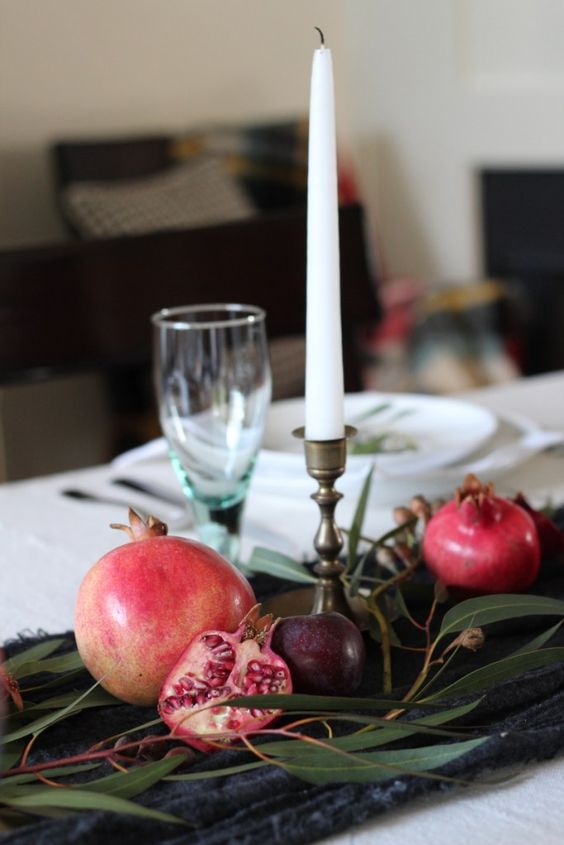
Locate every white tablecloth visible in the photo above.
<box><xmin>2</xmin><ymin>369</ymin><xmax>564</xmax><ymax>843</ymax></box>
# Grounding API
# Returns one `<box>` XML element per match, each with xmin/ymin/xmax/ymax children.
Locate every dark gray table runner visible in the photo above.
<box><xmin>2</xmin><ymin>508</ymin><xmax>564</xmax><ymax>844</ymax></box>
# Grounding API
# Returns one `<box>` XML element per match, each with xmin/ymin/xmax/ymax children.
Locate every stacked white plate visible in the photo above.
<box><xmin>254</xmin><ymin>392</ymin><xmax>564</xmax><ymax>503</ymax></box>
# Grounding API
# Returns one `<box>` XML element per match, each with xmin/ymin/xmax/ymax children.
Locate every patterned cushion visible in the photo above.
<box><xmin>169</xmin><ymin>119</ymin><xmax>359</xmax><ymax>213</ymax></box>
<box><xmin>61</xmin><ymin>157</ymin><xmax>255</xmax><ymax>238</ymax></box>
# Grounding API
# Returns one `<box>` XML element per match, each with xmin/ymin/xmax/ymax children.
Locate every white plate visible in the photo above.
<box><xmin>262</xmin><ymin>392</ymin><xmax>498</xmax><ymax>478</ymax></box>
<box><xmin>254</xmin><ymin>409</ymin><xmax>564</xmax><ymax>505</ymax></box>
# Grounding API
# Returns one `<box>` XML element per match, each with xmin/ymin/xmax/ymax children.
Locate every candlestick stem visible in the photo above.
<box><xmin>295</xmin><ymin>426</ymin><xmax>357</xmax><ymax>617</ymax></box>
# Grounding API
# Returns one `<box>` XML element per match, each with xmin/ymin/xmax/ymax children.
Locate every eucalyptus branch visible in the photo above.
<box><xmin>368</xmin><ymin>600</ymin><xmax>393</xmax><ymax>693</ymax></box>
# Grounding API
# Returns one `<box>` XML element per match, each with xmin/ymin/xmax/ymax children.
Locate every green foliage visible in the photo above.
<box><xmin>2</xmin><ymin>473</ymin><xmax>564</xmax><ymax>827</ymax></box>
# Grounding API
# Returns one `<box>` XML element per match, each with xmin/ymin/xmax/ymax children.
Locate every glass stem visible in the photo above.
<box><xmin>190</xmin><ymin>498</ymin><xmax>244</xmax><ymax>565</ymax></box>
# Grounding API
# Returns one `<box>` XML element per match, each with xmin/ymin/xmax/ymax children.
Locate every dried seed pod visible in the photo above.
<box><xmin>410</xmin><ymin>495</ymin><xmax>433</xmax><ymax>524</ymax></box>
<box><xmin>444</xmin><ymin>627</ymin><xmax>485</xmax><ymax>656</ymax></box>
<box><xmin>393</xmin><ymin>506</ymin><xmax>414</xmax><ymax>527</ymax></box>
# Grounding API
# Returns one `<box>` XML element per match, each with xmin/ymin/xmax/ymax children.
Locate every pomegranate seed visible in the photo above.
<box><xmin>196</xmin><ymin>692</ymin><xmax>208</xmax><ymax>705</ymax></box>
<box><xmin>269</xmin><ymin>684</ymin><xmax>279</xmax><ymax>693</ymax></box>
<box><xmin>245</xmin><ymin>671</ymin><xmax>264</xmax><ymax>683</ymax></box>
<box><xmin>207</xmin><ymin>660</ymin><xmax>229</xmax><ymax>672</ymax></box>
<box><xmin>208</xmin><ymin>676</ymin><xmax>226</xmax><ymax>688</ymax></box>
<box><xmin>246</xmin><ymin>683</ymin><xmax>258</xmax><ymax>695</ymax></box>
<box><xmin>275</xmin><ymin>670</ymin><xmax>286</xmax><ymax>679</ymax></box>
<box><xmin>206</xmin><ymin>668</ymin><xmax>228</xmax><ymax>681</ymax></box>
<box><xmin>202</xmin><ymin>634</ymin><xmax>224</xmax><ymax>648</ymax></box>
<box><xmin>214</xmin><ymin>650</ymin><xmax>235</xmax><ymax>661</ymax></box>
<box><xmin>193</xmin><ymin>680</ymin><xmax>209</xmax><ymax>691</ymax></box>
<box><xmin>227</xmin><ymin>718</ymin><xmax>241</xmax><ymax>730</ymax></box>
<box><xmin>261</xmin><ymin>666</ymin><xmax>274</xmax><ymax>678</ymax></box>
<box><xmin>248</xmin><ymin>660</ymin><xmax>261</xmax><ymax>673</ymax></box>
<box><xmin>179</xmin><ymin>676</ymin><xmax>194</xmax><ymax>690</ymax></box>
<box><xmin>250</xmin><ymin>708</ymin><xmax>264</xmax><ymax>718</ymax></box>
<box><xmin>181</xmin><ymin>694</ymin><xmax>193</xmax><ymax>707</ymax></box>
<box><xmin>213</xmin><ymin>643</ymin><xmax>233</xmax><ymax>654</ymax></box>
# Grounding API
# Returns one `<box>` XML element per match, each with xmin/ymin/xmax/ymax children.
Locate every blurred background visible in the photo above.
<box><xmin>1</xmin><ymin>0</ymin><xmax>563</xmax><ymax>480</ymax></box>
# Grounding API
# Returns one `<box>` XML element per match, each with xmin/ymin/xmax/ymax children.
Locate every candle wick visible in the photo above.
<box><xmin>314</xmin><ymin>26</ymin><xmax>325</xmax><ymax>46</ymax></box>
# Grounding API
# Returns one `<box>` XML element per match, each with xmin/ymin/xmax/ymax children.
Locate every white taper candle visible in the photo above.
<box><xmin>304</xmin><ymin>31</ymin><xmax>345</xmax><ymax>441</ymax></box>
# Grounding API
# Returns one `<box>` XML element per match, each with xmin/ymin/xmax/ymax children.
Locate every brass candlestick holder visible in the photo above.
<box><xmin>263</xmin><ymin>423</ymin><xmax>358</xmax><ymax>621</ymax></box>
<box><xmin>296</xmin><ymin>425</ymin><xmax>357</xmax><ymax>617</ymax></box>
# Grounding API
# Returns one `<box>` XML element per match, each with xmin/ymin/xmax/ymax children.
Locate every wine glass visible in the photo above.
<box><xmin>152</xmin><ymin>303</ymin><xmax>271</xmax><ymax>564</ymax></box>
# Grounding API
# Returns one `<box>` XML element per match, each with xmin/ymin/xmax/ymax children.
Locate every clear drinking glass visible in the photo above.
<box><xmin>152</xmin><ymin>304</ymin><xmax>271</xmax><ymax>564</ymax></box>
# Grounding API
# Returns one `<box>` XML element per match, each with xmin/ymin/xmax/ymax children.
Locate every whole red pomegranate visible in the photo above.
<box><xmin>422</xmin><ymin>474</ymin><xmax>540</xmax><ymax>594</ymax></box>
<box><xmin>75</xmin><ymin>509</ymin><xmax>256</xmax><ymax>706</ymax></box>
<box><xmin>159</xmin><ymin>605</ymin><xmax>291</xmax><ymax>751</ymax></box>
<box><xmin>271</xmin><ymin>612</ymin><xmax>366</xmax><ymax>696</ymax></box>
<box><xmin>512</xmin><ymin>492</ymin><xmax>564</xmax><ymax>560</ymax></box>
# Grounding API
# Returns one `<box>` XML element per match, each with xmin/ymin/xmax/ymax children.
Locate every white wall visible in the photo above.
<box><xmin>0</xmin><ymin>0</ymin><xmax>344</xmax><ymax>247</ymax></box>
<box><xmin>343</xmin><ymin>0</ymin><xmax>564</xmax><ymax>283</ymax></box>
<box><xmin>2</xmin><ymin>0</ymin><xmax>564</xmax><ymax>280</ymax></box>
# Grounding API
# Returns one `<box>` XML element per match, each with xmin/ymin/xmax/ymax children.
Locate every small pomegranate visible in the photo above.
<box><xmin>271</xmin><ymin>612</ymin><xmax>366</xmax><ymax>696</ymax></box>
<box><xmin>422</xmin><ymin>474</ymin><xmax>541</xmax><ymax>594</ymax></box>
<box><xmin>512</xmin><ymin>492</ymin><xmax>564</xmax><ymax>560</ymax></box>
<box><xmin>75</xmin><ymin>509</ymin><xmax>256</xmax><ymax>706</ymax></box>
<box><xmin>158</xmin><ymin>605</ymin><xmax>291</xmax><ymax>751</ymax></box>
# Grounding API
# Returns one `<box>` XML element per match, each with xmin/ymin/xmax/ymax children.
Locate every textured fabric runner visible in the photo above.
<box><xmin>2</xmin><ymin>511</ymin><xmax>564</xmax><ymax>845</ymax></box>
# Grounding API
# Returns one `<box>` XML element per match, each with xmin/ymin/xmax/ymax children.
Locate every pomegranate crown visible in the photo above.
<box><xmin>239</xmin><ymin>604</ymin><xmax>278</xmax><ymax>646</ymax></box>
<box><xmin>455</xmin><ymin>474</ymin><xmax>495</xmax><ymax>508</ymax></box>
<box><xmin>110</xmin><ymin>508</ymin><xmax>168</xmax><ymax>541</ymax></box>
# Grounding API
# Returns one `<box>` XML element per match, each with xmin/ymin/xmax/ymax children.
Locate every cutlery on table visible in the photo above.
<box><xmin>62</xmin><ymin>488</ymin><xmax>149</xmax><ymax>511</ymax></box>
<box><xmin>61</xmin><ymin>488</ymin><xmax>189</xmax><ymax>526</ymax></box>
<box><xmin>111</xmin><ymin>477</ymin><xmax>186</xmax><ymax>507</ymax></box>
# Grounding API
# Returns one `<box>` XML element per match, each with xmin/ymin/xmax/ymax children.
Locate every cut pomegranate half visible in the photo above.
<box><xmin>158</xmin><ymin>605</ymin><xmax>292</xmax><ymax>751</ymax></box>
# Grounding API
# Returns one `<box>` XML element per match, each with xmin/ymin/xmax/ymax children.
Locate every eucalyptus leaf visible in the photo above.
<box><xmin>350</xmin><ymin>402</ymin><xmax>392</xmax><ymax>424</ymax></box>
<box><xmin>15</xmin><ymin>651</ymin><xmax>85</xmax><ymax>679</ymax></box>
<box><xmin>3</xmin><ymin>639</ymin><xmax>66</xmax><ymax>677</ymax></box>
<box><xmin>438</xmin><ymin>594</ymin><xmax>564</xmax><ymax>641</ymax></box>
<box><xmin>421</xmin><ymin>647</ymin><xmax>564</xmax><ymax>703</ymax></box>
<box><xmin>245</xmin><ymin>547</ymin><xmax>316</xmax><ymax>584</ymax></box>
<box><xmin>366</xmin><ymin>611</ymin><xmax>402</xmax><ymax>647</ymax></box>
<box><xmin>24</xmin><ymin>688</ymin><xmax>122</xmax><ymax>712</ymax></box>
<box><xmin>225</xmin><ymin>692</ymin><xmax>435</xmax><ymax>712</ymax></box>
<box><xmin>85</xmin><ymin>755</ymin><xmax>184</xmax><ymax>800</ymax></box>
<box><xmin>259</xmin><ymin>699</ymin><xmax>482</xmax><ymax>757</ymax></box>
<box><xmin>22</xmin><ymin>669</ymin><xmax>85</xmax><ymax>693</ymax></box>
<box><xmin>167</xmin><ymin>760</ymin><xmax>266</xmax><ymax>781</ymax></box>
<box><xmin>1</xmin><ymin>764</ymin><xmax>100</xmax><ymax>787</ymax></box>
<box><xmin>510</xmin><ymin>621</ymin><xmax>563</xmax><ymax>657</ymax></box>
<box><xmin>349</xmin><ymin>435</ymin><xmax>392</xmax><ymax>455</ymax></box>
<box><xmin>3</xmin><ymin>679</ymin><xmax>107</xmax><ymax>743</ymax></box>
<box><xmin>0</xmin><ymin>785</ymin><xmax>184</xmax><ymax>825</ymax></box>
<box><xmin>394</xmin><ymin>586</ymin><xmax>419</xmax><ymax>626</ymax></box>
<box><xmin>281</xmin><ymin>736</ymin><xmax>487</xmax><ymax>784</ymax></box>
<box><xmin>0</xmin><ymin>742</ymin><xmax>25</xmax><ymax>774</ymax></box>
<box><xmin>346</xmin><ymin>466</ymin><xmax>374</xmax><ymax>575</ymax></box>
<box><xmin>348</xmin><ymin>548</ymin><xmax>371</xmax><ymax>598</ymax></box>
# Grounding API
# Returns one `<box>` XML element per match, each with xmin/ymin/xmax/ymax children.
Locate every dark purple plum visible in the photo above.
<box><xmin>271</xmin><ymin>612</ymin><xmax>365</xmax><ymax>696</ymax></box>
